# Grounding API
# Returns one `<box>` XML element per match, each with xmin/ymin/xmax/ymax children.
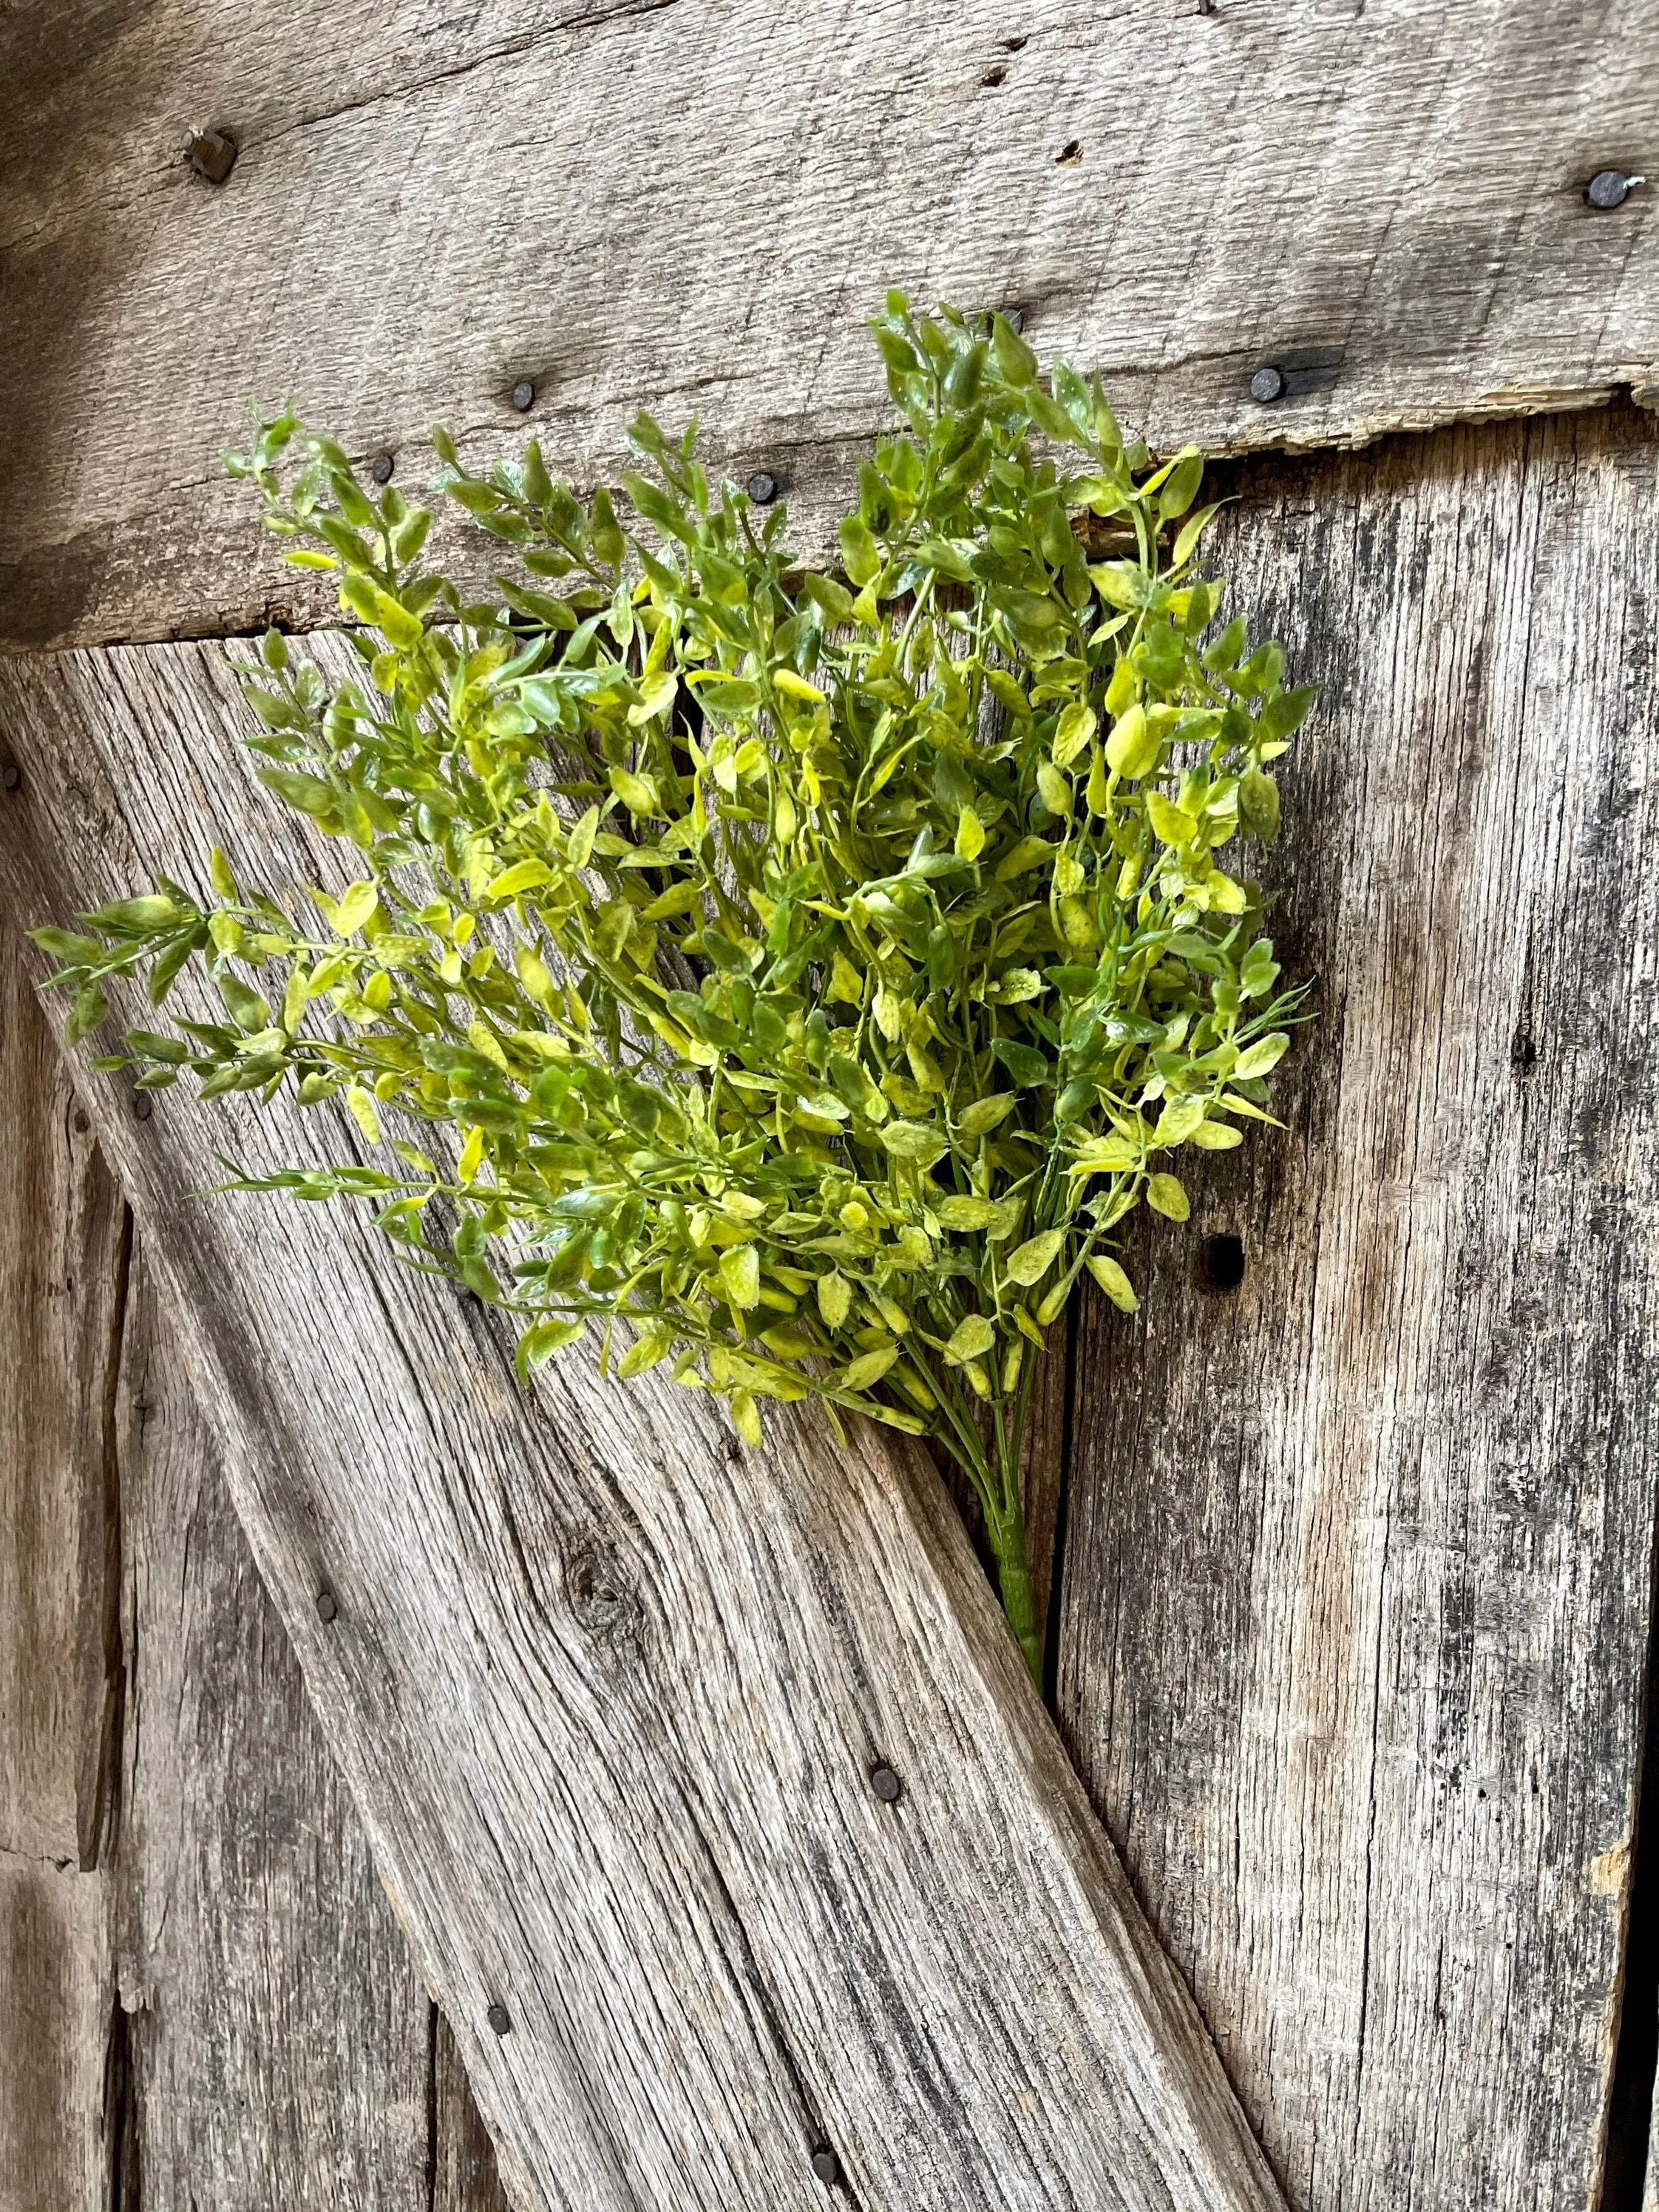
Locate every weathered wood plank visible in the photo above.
<box><xmin>1</xmin><ymin>915</ymin><xmax>509</xmax><ymax>2208</ymax></box>
<box><xmin>0</xmin><ymin>639</ymin><xmax>1286</xmax><ymax>2211</ymax></box>
<box><xmin>0</xmin><ymin>937</ymin><xmax>126</xmax><ymax>1868</ymax></box>
<box><xmin>112</xmin><ymin>1249</ymin><xmax>440</xmax><ymax>2207</ymax></box>
<box><xmin>0</xmin><ymin>926</ymin><xmax>124</xmax><ymax>2212</ymax></box>
<box><xmin>435</xmin><ymin>2011</ymin><xmax>515</xmax><ymax>2212</ymax></box>
<box><xmin>1056</xmin><ymin>403</ymin><xmax>1659</xmax><ymax>2210</ymax></box>
<box><xmin>4</xmin><ymin>0</ymin><xmax>1655</xmax><ymax>649</ymax></box>
<box><xmin>0</xmin><ymin>1856</ymin><xmax>115</xmax><ymax>2212</ymax></box>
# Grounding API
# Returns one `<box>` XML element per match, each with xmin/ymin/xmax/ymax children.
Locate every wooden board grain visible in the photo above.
<box><xmin>0</xmin><ymin>951</ymin><xmax>124</xmax><ymax>2212</ymax></box>
<box><xmin>0</xmin><ymin>943</ymin><xmax>126</xmax><ymax>1870</ymax></box>
<box><xmin>0</xmin><ymin>639</ymin><xmax>1286</xmax><ymax>2212</ymax></box>
<box><xmin>1056</xmin><ymin>403</ymin><xmax>1659</xmax><ymax>2211</ymax></box>
<box><xmin>3</xmin><ymin>0</ymin><xmax>1655</xmax><ymax>648</ymax></box>
<box><xmin>111</xmin><ymin>1249</ymin><xmax>438</xmax><ymax>2208</ymax></box>
<box><xmin>0</xmin><ymin>926</ymin><xmax>509</xmax><ymax>2211</ymax></box>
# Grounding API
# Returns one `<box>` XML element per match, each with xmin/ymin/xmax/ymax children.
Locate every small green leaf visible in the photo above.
<box><xmin>879</xmin><ymin>1120</ymin><xmax>949</xmax><ymax>1167</ymax></box>
<box><xmin>1233</xmin><ymin>1031</ymin><xmax>1289</xmax><ymax>1080</ymax></box>
<box><xmin>1146</xmin><ymin>1173</ymin><xmax>1190</xmax><ymax>1221</ymax></box>
<box><xmin>1085</xmin><ymin>1254</ymin><xmax>1139</xmax><ymax>1312</ymax></box>
<box><xmin>1005</xmin><ymin>1228</ymin><xmax>1065</xmax><ymax>1286</ymax></box>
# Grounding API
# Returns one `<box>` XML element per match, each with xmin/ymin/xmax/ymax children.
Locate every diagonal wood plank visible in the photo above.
<box><xmin>3</xmin><ymin>0</ymin><xmax>1655</xmax><ymax>648</ymax></box>
<box><xmin>1056</xmin><ymin>404</ymin><xmax>1659</xmax><ymax>2210</ymax></box>
<box><xmin>0</xmin><ymin>640</ymin><xmax>1286</xmax><ymax>2211</ymax></box>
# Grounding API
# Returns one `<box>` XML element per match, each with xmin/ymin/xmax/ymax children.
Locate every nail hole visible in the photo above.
<box><xmin>1198</xmin><ymin>1233</ymin><xmax>1246</xmax><ymax>1293</ymax></box>
<box><xmin>1</xmin><ymin>761</ymin><xmax>21</xmax><ymax>793</ymax></box>
<box><xmin>1511</xmin><ymin>1028</ymin><xmax>1538</xmax><ymax>1075</ymax></box>
<box><xmin>981</xmin><ymin>65</ymin><xmax>1006</xmax><ymax>85</ymax></box>
<box><xmin>1056</xmin><ymin>139</ymin><xmax>1083</xmax><ymax>166</ymax></box>
<box><xmin>1002</xmin><ymin>33</ymin><xmax>1028</xmax><ymax>48</ymax></box>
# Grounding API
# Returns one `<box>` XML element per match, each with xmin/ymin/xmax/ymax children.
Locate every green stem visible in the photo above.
<box><xmin>985</xmin><ymin>1493</ymin><xmax>1042</xmax><ymax>1690</ymax></box>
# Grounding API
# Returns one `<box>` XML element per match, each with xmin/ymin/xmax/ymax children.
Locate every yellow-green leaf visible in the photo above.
<box><xmin>955</xmin><ymin>806</ymin><xmax>985</xmax><ymax>861</ymax></box>
<box><xmin>1005</xmin><ymin>1227</ymin><xmax>1065</xmax><ymax>1286</ymax></box>
<box><xmin>486</xmin><ymin>860</ymin><xmax>552</xmax><ymax>901</ymax></box>
<box><xmin>718</xmin><ymin>1244</ymin><xmax>761</xmax><ymax>1309</ymax></box>
<box><xmin>944</xmin><ymin>1314</ymin><xmax>997</xmax><ymax>1365</ymax></box>
<box><xmin>1147</xmin><ymin>792</ymin><xmax>1197</xmax><ymax>847</ymax></box>
<box><xmin>1233</xmin><ymin>1031</ymin><xmax>1290</xmax><ymax>1079</ymax></box>
<box><xmin>1105</xmin><ymin>704</ymin><xmax>1161</xmax><ymax>780</ymax></box>
<box><xmin>1146</xmin><ymin>1173</ymin><xmax>1190</xmax><ymax>1221</ymax></box>
<box><xmin>842</xmin><ymin>1343</ymin><xmax>899</xmax><ymax>1391</ymax></box>
<box><xmin>345</xmin><ymin>1083</ymin><xmax>380</xmax><ymax>1143</ymax></box>
<box><xmin>1187</xmin><ymin>1119</ymin><xmax>1244</xmax><ymax>1150</ymax></box>
<box><xmin>457</xmin><ymin>1125</ymin><xmax>486</xmax><ymax>1182</ymax></box>
<box><xmin>1051</xmin><ymin>700</ymin><xmax>1096</xmax><ymax>767</ymax></box>
<box><xmin>1086</xmin><ymin>1254</ymin><xmax>1139</xmax><ymax>1312</ymax></box>
<box><xmin>730</xmin><ymin>1390</ymin><xmax>763</xmax><ymax>1448</ymax></box>
<box><xmin>817</xmin><ymin>1271</ymin><xmax>852</xmax><ymax>1329</ymax></box>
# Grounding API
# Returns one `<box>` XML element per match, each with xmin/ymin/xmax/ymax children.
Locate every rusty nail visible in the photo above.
<box><xmin>1587</xmin><ymin>169</ymin><xmax>1642</xmax><ymax>210</ymax></box>
<box><xmin>810</xmin><ymin>2147</ymin><xmax>841</xmax><ymax>2185</ymax></box>
<box><xmin>486</xmin><ymin>2002</ymin><xmax>512</xmax><ymax>2036</ymax></box>
<box><xmin>1250</xmin><ymin>364</ymin><xmax>1286</xmax><ymax>404</ymax></box>
<box><xmin>181</xmin><ymin>127</ymin><xmax>237</xmax><ymax>184</ymax></box>
<box><xmin>370</xmin><ymin>452</ymin><xmax>394</xmax><ymax>484</ymax></box>
<box><xmin>1</xmin><ymin>762</ymin><xmax>20</xmax><ymax>793</ymax></box>
<box><xmin>869</xmin><ymin>1763</ymin><xmax>903</xmax><ymax>1804</ymax></box>
<box><xmin>510</xmin><ymin>379</ymin><xmax>536</xmax><ymax>413</ymax></box>
<box><xmin>133</xmin><ymin>1093</ymin><xmax>155</xmax><ymax>1122</ymax></box>
<box><xmin>746</xmin><ymin>470</ymin><xmax>778</xmax><ymax>506</ymax></box>
<box><xmin>316</xmin><ymin>1590</ymin><xmax>339</xmax><ymax>1623</ymax></box>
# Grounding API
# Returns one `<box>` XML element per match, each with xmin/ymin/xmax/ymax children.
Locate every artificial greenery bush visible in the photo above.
<box><xmin>38</xmin><ymin>296</ymin><xmax>1307</xmax><ymax>1683</ymax></box>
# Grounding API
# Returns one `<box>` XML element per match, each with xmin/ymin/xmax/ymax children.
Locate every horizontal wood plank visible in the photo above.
<box><xmin>1056</xmin><ymin>404</ymin><xmax>1659</xmax><ymax>2210</ymax></box>
<box><xmin>0</xmin><ymin>637</ymin><xmax>1285</xmax><ymax>2211</ymax></box>
<box><xmin>3</xmin><ymin>0</ymin><xmax>1655</xmax><ymax>648</ymax></box>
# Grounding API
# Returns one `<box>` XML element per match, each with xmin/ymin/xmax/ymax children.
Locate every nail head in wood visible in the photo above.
<box><xmin>181</xmin><ymin>127</ymin><xmax>237</xmax><ymax>184</ymax></box>
<box><xmin>870</xmin><ymin>1763</ymin><xmax>903</xmax><ymax>1804</ymax></box>
<box><xmin>370</xmin><ymin>452</ymin><xmax>395</xmax><ymax>484</ymax></box>
<box><xmin>315</xmin><ymin>1590</ymin><xmax>339</xmax><ymax>1622</ymax></box>
<box><xmin>132</xmin><ymin>1093</ymin><xmax>154</xmax><ymax>1122</ymax></box>
<box><xmin>810</xmin><ymin>2146</ymin><xmax>841</xmax><ymax>2185</ymax></box>
<box><xmin>510</xmin><ymin>379</ymin><xmax>536</xmax><ymax>413</ymax></box>
<box><xmin>746</xmin><ymin>470</ymin><xmax>778</xmax><ymax>505</ymax></box>
<box><xmin>1249</xmin><ymin>364</ymin><xmax>1286</xmax><ymax>404</ymax></box>
<box><xmin>1</xmin><ymin>762</ymin><xmax>19</xmax><ymax>793</ymax></box>
<box><xmin>1587</xmin><ymin>169</ymin><xmax>1641</xmax><ymax>210</ymax></box>
<box><xmin>486</xmin><ymin>2002</ymin><xmax>512</xmax><ymax>2036</ymax></box>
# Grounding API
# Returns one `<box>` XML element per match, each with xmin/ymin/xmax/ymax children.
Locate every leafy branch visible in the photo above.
<box><xmin>37</xmin><ymin>294</ymin><xmax>1311</xmax><ymax>1684</ymax></box>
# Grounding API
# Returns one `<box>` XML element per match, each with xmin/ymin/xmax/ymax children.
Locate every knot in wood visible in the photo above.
<box><xmin>565</xmin><ymin>1538</ymin><xmax>640</xmax><ymax>1643</ymax></box>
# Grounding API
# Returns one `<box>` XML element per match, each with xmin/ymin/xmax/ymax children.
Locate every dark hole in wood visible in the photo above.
<box><xmin>1198</xmin><ymin>1233</ymin><xmax>1246</xmax><ymax>1293</ymax></box>
<box><xmin>982</xmin><ymin>66</ymin><xmax>1006</xmax><ymax>85</ymax></box>
<box><xmin>1002</xmin><ymin>33</ymin><xmax>1028</xmax><ymax>47</ymax></box>
<box><xmin>1512</xmin><ymin>1028</ymin><xmax>1538</xmax><ymax>1075</ymax></box>
<box><xmin>1056</xmin><ymin>139</ymin><xmax>1083</xmax><ymax>166</ymax></box>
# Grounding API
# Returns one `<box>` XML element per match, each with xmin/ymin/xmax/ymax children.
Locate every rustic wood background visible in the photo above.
<box><xmin>5</xmin><ymin>1</ymin><xmax>1659</xmax><ymax>2206</ymax></box>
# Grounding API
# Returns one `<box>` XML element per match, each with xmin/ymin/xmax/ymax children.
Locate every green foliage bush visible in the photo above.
<box><xmin>38</xmin><ymin>295</ymin><xmax>1309</xmax><ymax>1682</ymax></box>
